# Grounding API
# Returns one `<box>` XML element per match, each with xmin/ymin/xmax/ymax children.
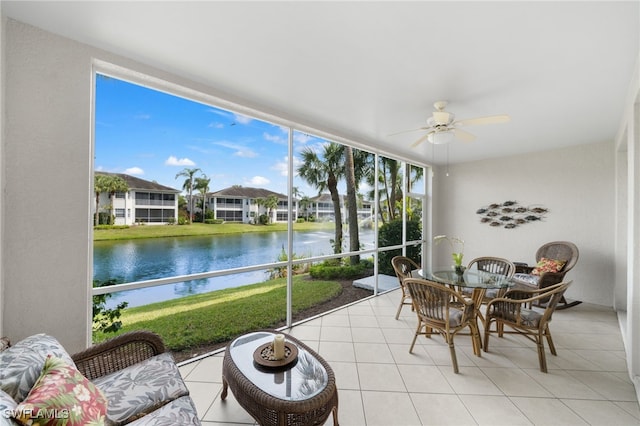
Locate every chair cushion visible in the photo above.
<box><xmin>531</xmin><ymin>258</ymin><xmax>566</xmax><ymax>276</ymax></box>
<box><xmin>125</xmin><ymin>395</ymin><xmax>200</xmax><ymax>426</ymax></box>
<box><xmin>0</xmin><ymin>389</ymin><xmax>19</xmax><ymax>426</ymax></box>
<box><xmin>12</xmin><ymin>355</ymin><xmax>107</xmax><ymax>426</ymax></box>
<box><xmin>92</xmin><ymin>352</ymin><xmax>189</xmax><ymax>425</ymax></box>
<box><xmin>497</xmin><ymin>308</ymin><xmax>542</xmax><ymax>327</ymax></box>
<box><xmin>448</xmin><ymin>308</ymin><xmax>464</xmax><ymax>327</ymax></box>
<box><xmin>512</xmin><ymin>273</ymin><xmax>540</xmax><ymax>287</ymax></box>
<box><xmin>0</xmin><ymin>334</ymin><xmax>75</xmax><ymax>403</ymax></box>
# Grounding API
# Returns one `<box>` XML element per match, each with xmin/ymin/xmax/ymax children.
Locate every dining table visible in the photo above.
<box><xmin>419</xmin><ymin>267</ymin><xmax>515</xmax><ymax>324</ymax></box>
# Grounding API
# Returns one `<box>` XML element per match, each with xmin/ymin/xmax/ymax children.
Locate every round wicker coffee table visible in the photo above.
<box><xmin>221</xmin><ymin>330</ymin><xmax>339</xmax><ymax>426</ymax></box>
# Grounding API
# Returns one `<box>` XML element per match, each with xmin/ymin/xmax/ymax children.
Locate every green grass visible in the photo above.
<box><xmin>93</xmin><ymin>274</ymin><xmax>342</xmax><ymax>350</ymax></box>
<box><xmin>93</xmin><ymin>221</ymin><xmax>335</xmax><ymax>241</ymax></box>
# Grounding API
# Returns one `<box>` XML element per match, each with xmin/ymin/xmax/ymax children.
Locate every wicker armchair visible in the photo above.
<box><xmin>404</xmin><ymin>278</ymin><xmax>481</xmax><ymax>373</ymax></box>
<box><xmin>391</xmin><ymin>256</ymin><xmax>420</xmax><ymax>320</ymax></box>
<box><xmin>483</xmin><ymin>281</ymin><xmax>571</xmax><ymax>373</ymax></box>
<box><xmin>514</xmin><ymin>241</ymin><xmax>580</xmax><ymax>309</ymax></box>
<box><xmin>71</xmin><ymin>330</ymin><xmax>166</xmax><ymax>380</ymax></box>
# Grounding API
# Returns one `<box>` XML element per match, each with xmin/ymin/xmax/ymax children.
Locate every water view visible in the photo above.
<box><xmin>94</xmin><ymin>229</ymin><xmax>375</xmax><ymax>308</ymax></box>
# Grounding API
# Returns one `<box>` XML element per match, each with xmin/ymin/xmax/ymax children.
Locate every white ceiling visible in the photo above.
<box><xmin>3</xmin><ymin>1</ymin><xmax>638</xmax><ymax>165</ymax></box>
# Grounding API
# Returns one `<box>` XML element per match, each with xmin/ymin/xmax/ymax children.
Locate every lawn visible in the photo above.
<box><xmin>93</xmin><ymin>274</ymin><xmax>342</xmax><ymax>351</ymax></box>
<box><xmin>93</xmin><ymin>221</ymin><xmax>336</xmax><ymax>241</ymax></box>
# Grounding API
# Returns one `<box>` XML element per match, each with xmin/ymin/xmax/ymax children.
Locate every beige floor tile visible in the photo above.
<box><xmin>320</xmin><ymin>325</ymin><xmax>353</xmax><ymax>342</ymax></box>
<box><xmin>524</xmin><ymin>369</ymin><xmax>604</xmax><ymax>400</ymax></box>
<box><xmin>353</xmin><ymin>342</ymin><xmax>395</xmax><ymax>363</ymax></box>
<box><xmin>459</xmin><ymin>394</ymin><xmax>533</xmax><ymax>426</ymax></box>
<box><xmin>561</xmin><ymin>399</ymin><xmax>640</xmax><ymax>425</ymax></box>
<box><xmin>332</xmin><ymin>389</ymin><xmax>365</xmax><ymax>426</ymax></box>
<box><xmin>330</xmin><ymin>361</ymin><xmax>360</xmax><ymax>390</ymax></box>
<box><xmin>565</xmin><ymin>370</ymin><xmax>638</xmax><ymax>401</ymax></box>
<box><xmin>388</xmin><ymin>342</ymin><xmax>435</xmax><ymax>365</ymax></box>
<box><xmin>322</xmin><ymin>313</ymin><xmax>350</xmax><ymax>327</ymax></box>
<box><xmin>397</xmin><ymin>364</ymin><xmax>454</xmax><ymax>393</ymax></box>
<box><xmin>183</xmin><ymin>355</ymin><xmax>224</xmax><ymax>383</ymax></box>
<box><xmin>201</xmin><ymin>389</ymin><xmax>255</xmax><ymax>424</ymax></box>
<box><xmin>410</xmin><ymin>393</ymin><xmax>476</xmax><ymax>425</ymax></box>
<box><xmin>348</xmin><ymin>315</ymin><xmax>378</xmax><ymax>328</ymax></box>
<box><xmin>361</xmin><ymin>391</ymin><xmax>421</xmax><ymax>426</ymax></box>
<box><xmin>285</xmin><ymin>323</ymin><xmax>321</xmax><ymax>341</ymax></box>
<box><xmin>357</xmin><ymin>363</ymin><xmax>406</xmax><ymax>392</ymax></box>
<box><xmin>480</xmin><ymin>367</ymin><xmax>553</xmax><ymax>397</ymax></box>
<box><xmin>614</xmin><ymin>401</ymin><xmax>640</xmax><ymax>420</ymax></box>
<box><xmin>318</xmin><ymin>341</ymin><xmax>356</xmax><ymax>362</ymax></box>
<box><xmin>350</xmin><ymin>326</ymin><xmax>386</xmax><ymax>343</ymax></box>
<box><xmin>509</xmin><ymin>396</ymin><xmax>588</xmax><ymax>425</ymax></box>
<box><xmin>439</xmin><ymin>366</ymin><xmax>503</xmax><ymax>395</ymax></box>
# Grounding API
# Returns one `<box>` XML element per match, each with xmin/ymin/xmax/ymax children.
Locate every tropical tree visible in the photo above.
<box><xmin>194</xmin><ymin>174</ymin><xmax>211</xmax><ymax>223</ymax></box>
<box><xmin>264</xmin><ymin>195</ymin><xmax>279</xmax><ymax>224</ymax></box>
<box><xmin>94</xmin><ymin>174</ymin><xmax>110</xmax><ymax>226</ymax></box>
<box><xmin>297</xmin><ymin>143</ymin><xmax>345</xmax><ymax>254</ymax></box>
<box><xmin>344</xmin><ymin>146</ymin><xmax>360</xmax><ymax>264</ymax></box>
<box><xmin>175</xmin><ymin>167</ymin><xmax>201</xmax><ymax>224</ymax></box>
<box><xmin>105</xmin><ymin>175</ymin><xmax>129</xmax><ymax>225</ymax></box>
<box><xmin>299</xmin><ymin>196</ymin><xmax>312</xmax><ymax>220</ymax></box>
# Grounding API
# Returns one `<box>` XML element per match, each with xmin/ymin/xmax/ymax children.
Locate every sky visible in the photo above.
<box><xmin>95</xmin><ymin>75</ymin><xmax>340</xmax><ymax>198</ymax></box>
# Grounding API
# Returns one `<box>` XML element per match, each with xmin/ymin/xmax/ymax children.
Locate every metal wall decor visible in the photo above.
<box><xmin>476</xmin><ymin>201</ymin><xmax>548</xmax><ymax>229</ymax></box>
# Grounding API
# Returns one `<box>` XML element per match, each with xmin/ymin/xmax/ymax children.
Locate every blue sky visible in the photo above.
<box><xmin>95</xmin><ymin>75</ymin><xmax>332</xmax><ymax>197</ymax></box>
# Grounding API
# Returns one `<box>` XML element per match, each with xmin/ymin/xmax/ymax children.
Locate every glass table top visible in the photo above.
<box><xmin>422</xmin><ymin>268</ymin><xmax>514</xmax><ymax>289</ymax></box>
<box><xmin>228</xmin><ymin>331</ymin><xmax>328</xmax><ymax>402</ymax></box>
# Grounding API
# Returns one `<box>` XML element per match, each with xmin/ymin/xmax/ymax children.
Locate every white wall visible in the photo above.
<box><xmin>433</xmin><ymin>141</ymin><xmax>615</xmax><ymax>306</ymax></box>
<box><xmin>2</xmin><ymin>19</ymin><xmax>93</xmax><ymax>352</ymax></box>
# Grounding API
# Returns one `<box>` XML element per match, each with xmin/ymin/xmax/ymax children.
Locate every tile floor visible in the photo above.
<box><xmin>178</xmin><ymin>288</ymin><xmax>640</xmax><ymax>425</ymax></box>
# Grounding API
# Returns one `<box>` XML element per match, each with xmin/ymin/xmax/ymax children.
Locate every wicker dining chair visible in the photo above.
<box><xmin>483</xmin><ymin>281</ymin><xmax>571</xmax><ymax>373</ymax></box>
<box><xmin>464</xmin><ymin>256</ymin><xmax>516</xmax><ymax>303</ymax></box>
<box><xmin>391</xmin><ymin>256</ymin><xmax>421</xmax><ymax>320</ymax></box>
<box><xmin>404</xmin><ymin>278</ymin><xmax>482</xmax><ymax>373</ymax></box>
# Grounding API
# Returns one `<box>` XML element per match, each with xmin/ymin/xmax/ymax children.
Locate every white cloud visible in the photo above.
<box><xmin>294</xmin><ymin>132</ymin><xmax>313</xmax><ymax>144</ymax></box>
<box><xmin>165</xmin><ymin>156</ymin><xmax>196</xmax><ymax>166</ymax></box>
<box><xmin>125</xmin><ymin>167</ymin><xmax>144</xmax><ymax>175</ymax></box>
<box><xmin>248</xmin><ymin>176</ymin><xmax>270</xmax><ymax>186</ymax></box>
<box><xmin>263</xmin><ymin>132</ymin><xmax>286</xmax><ymax>144</ymax></box>
<box><xmin>134</xmin><ymin>113</ymin><xmax>151</xmax><ymax>120</ymax></box>
<box><xmin>233</xmin><ymin>113</ymin><xmax>252</xmax><ymax>125</ymax></box>
<box><xmin>208</xmin><ymin>122</ymin><xmax>224</xmax><ymax>129</ymax></box>
<box><xmin>214</xmin><ymin>141</ymin><xmax>257</xmax><ymax>158</ymax></box>
<box><xmin>272</xmin><ymin>155</ymin><xmax>302</xmax><ymax>177</ymax></box>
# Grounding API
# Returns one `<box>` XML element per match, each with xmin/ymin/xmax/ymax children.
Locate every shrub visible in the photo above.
<box><xmin>92</xmin><ymin>279</ymin><xmax>128</xmax><ymax>336</ymax></box>
<box><xmin>204</xmin><ymin>219</ymin><xmax>224</xmax><ymax>224</ymax></box>
<box><xmin>377</xmin><ymin>219</ymin><xmax>422</xmax><ymax>275</ymax></box>
<box><xmin>93</xmin><ymin>225</ymin><xmax>129</xmax><ymax>230</ymax></box>
<box><xmin>309</xmin><ymin>259</ymin><xmax>372</xmax><ymax>280</ymax></box>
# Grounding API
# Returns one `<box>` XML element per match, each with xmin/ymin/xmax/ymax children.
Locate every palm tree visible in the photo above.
<box><xmin>264</xmin><ymin>195</ymin><xmax>279</xmax><ymax>224</ymax></box>
<box><xmin>94</xmin><ymin>174</ymin><xmax>110</xmax><ymax>226</ymax></box>
<box><xmin>194</xmin><ymin>174</ymin><xmax>211</xmax><ymax>222</ymax></box>
<box><xmin>299</xmin><ymin>196</ymin><xmax>311</xmax><ymax>220</ymax></box>
<box><xmin>344</xmin><ymin>145</ymin><xmax>360</xmax><ymax>264</ymax></box>
<box><xmin>297</xmin><ymin>143</ymin><xmax>345</xmax><ymax>254</ymax></box>
<box><xmin>104</xmin><ymin>175</ymin><xmax>129</xmax><ymax>225</ymax></box>
<box><xmin>175</xmin><ymin>167</ymin><xmax>201</xmax><ymax>224</ymax></box>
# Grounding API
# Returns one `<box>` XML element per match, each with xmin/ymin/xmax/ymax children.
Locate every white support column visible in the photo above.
<box><xmin>628</xmin><ymin>98</ymin><xmax>640</xmax><ymax>399</ymax></box>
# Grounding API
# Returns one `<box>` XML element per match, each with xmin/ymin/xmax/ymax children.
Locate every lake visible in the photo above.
<box><xmin>94</xmin><ymin>229</ymin><xmax>375</xmax><ymax>308</ymax></box>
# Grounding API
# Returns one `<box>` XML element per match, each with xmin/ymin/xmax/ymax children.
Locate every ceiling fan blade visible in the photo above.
<box><xmin>388</xmin><ymin>126</ymin><xmax>430</xmax><ymax>137</ymax></box>
<box><xmin>454</xmin><ymin>128</ymin><xmax>476</xmax><ymax>143</ymax></box>
<box><xmin>410</xmin><ymin>132</ymin><xmax>432</xmax><ymax>148</ymax></box>
<box><xmin>455</xmin><ymin>114</ymin><xmax>510</xmax><ymax>127</ymax></box>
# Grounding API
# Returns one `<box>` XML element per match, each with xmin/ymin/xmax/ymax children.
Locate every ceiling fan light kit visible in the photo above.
<box><xmin>427</xmin><ymin>130</ymin><xmax>455</xmax><ymax>145</ymax></box>
<box><xmin>392</xmin><ymin>100</ymin><xmax>510</xmax><ymax>147</ymax></box>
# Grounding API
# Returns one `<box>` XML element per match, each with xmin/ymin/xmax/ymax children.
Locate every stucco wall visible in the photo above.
<box><xmin>3</xmin><ymin>19</ymin><xmax>93</xmax><ymax>352</ymax></box>
<box><xmin>433</xmin><ymin>141</ymin><xmax>615</xmax><ymax>306</ymax></box>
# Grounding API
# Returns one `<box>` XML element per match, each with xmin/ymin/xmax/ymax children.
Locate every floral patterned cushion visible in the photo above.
<box><xmin>0</xmin><ymin>389</ymin><xmax>19</xmax><ymax>426</ymax></box>
<box><xmin>126</xmin><ymin>396</ymin><xmax>200</xmax><ymax>426</ymax></box>
<box><xmin>531</xmin><ymin>257</ymin><xmax>566</xmax><ymax>276</ymax></box>
<box><xmin>12</xmin><ymin>355</ymin><xmax>107</xmax><ymax>426</ymax></box>
<box><xmin>92</xmin><ymin>352</ymin><xmax>189</xmax><ymax>425</ymax></box>
<box><xmin>0</xmin><ymin>334</ymin><xmax>75</xmax><ymax>403</ymax></box>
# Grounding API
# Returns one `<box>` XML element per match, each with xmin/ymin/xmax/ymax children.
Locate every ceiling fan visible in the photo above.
<box><xmin>391</xmin><ymin>101</ymin><xmax>510</xmax><ymax>147</ymax></box>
